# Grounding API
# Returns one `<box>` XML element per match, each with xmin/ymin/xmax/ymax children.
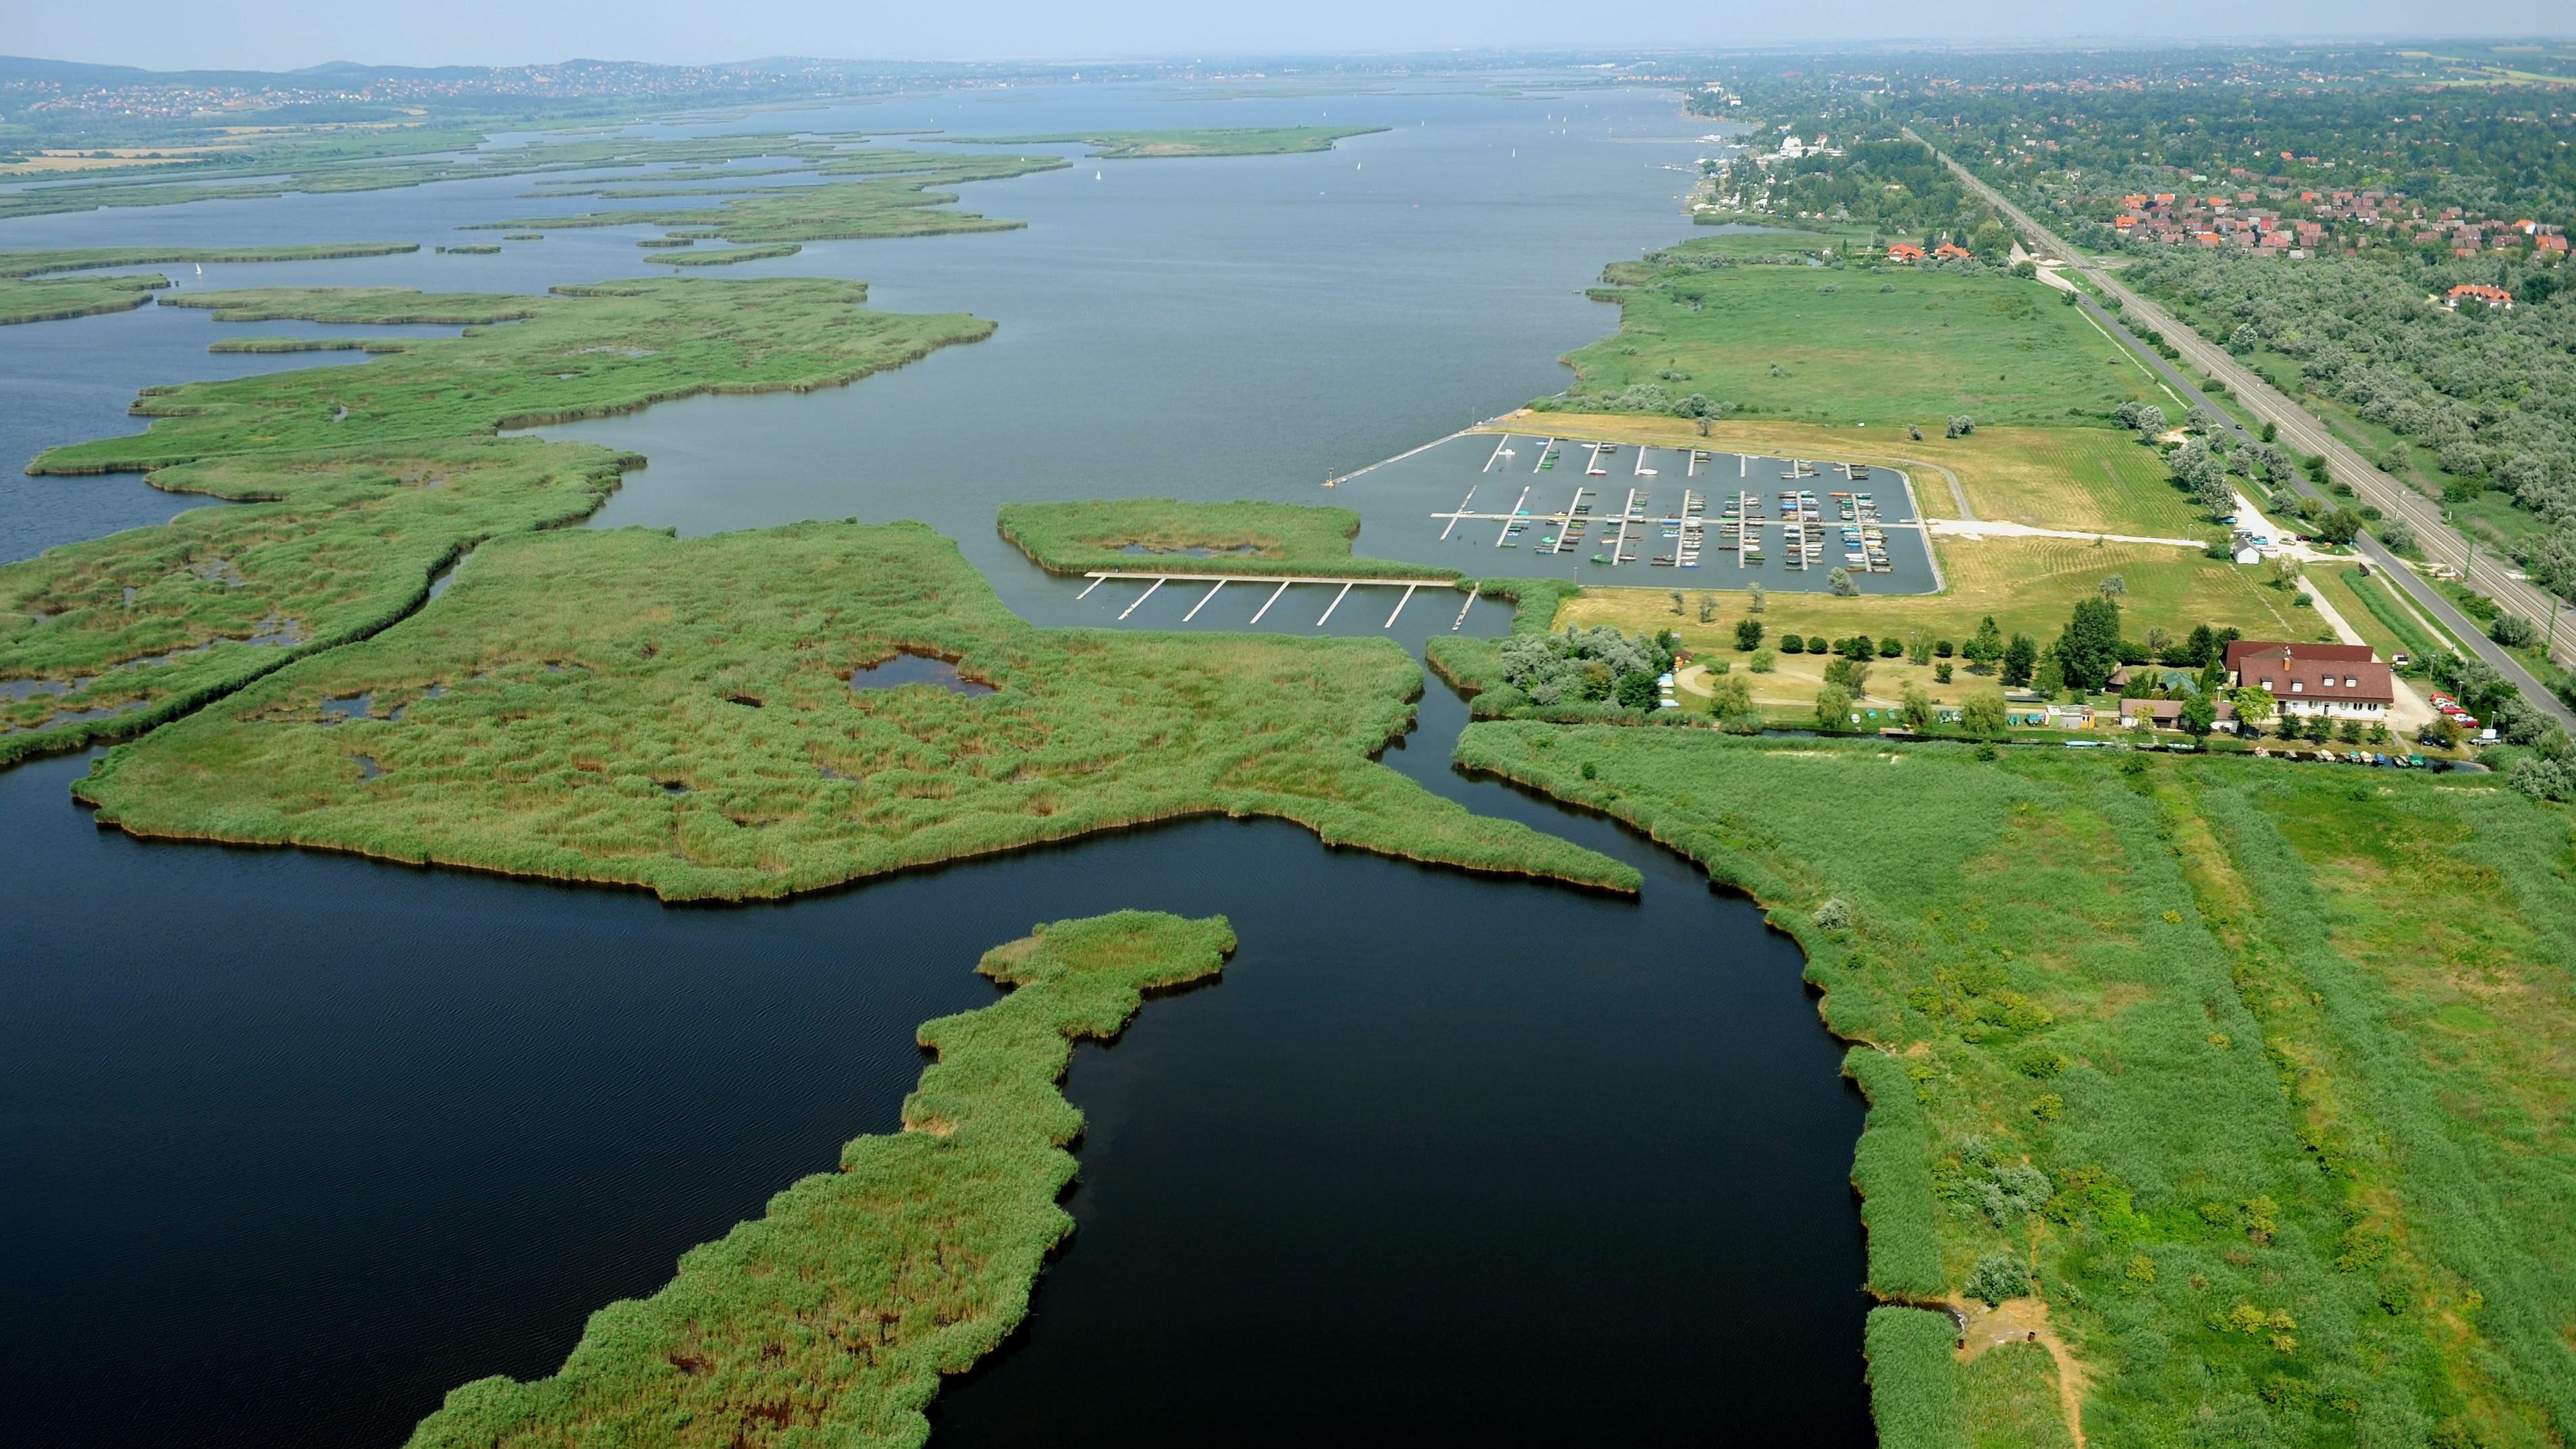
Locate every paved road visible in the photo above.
<box><xmin>1910</xmin><ymin>129</ymin><xmax>2576</xmax><ymax>731</ymax></box>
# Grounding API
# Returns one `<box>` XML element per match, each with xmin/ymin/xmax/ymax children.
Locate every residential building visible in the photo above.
<box><xmin>2224</xmin><ymin>641</ymin><xmax>2394</xmax><ymax>719</ymax></box>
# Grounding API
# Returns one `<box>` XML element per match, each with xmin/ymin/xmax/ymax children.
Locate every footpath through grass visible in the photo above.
<box><xmin>1451</xmin><ymin>726</ymin><xmax>2576</xmax><ymax>1449</ymax></box>
<box><xmin>996</xmin><ymin>498</ymin><xmax>1459</xmax><ymax>581</ymax></box>
<box><xmin>406</xmin><ymin>910</ymin><xmax>1235</xmax><ymax>1449</ymax></box>
<box><xmin>4</xmin><ymin>278</ymin><xmax>993</xmax><ymax>762</ymax></box>
<box><xmin>78</xmin><ymin>520</ymin><xmax>1632</xmax><ymax>901</ymax></box>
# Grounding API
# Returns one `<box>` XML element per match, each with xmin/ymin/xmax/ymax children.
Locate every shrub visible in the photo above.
<box><xmin>1879</xmin><ymin>636</ymin><xmax>1906</xmax><ymax>659</ymax></box>
<box><xmin>1736</xmin><ymin>618</ymin><xmax>1765</xmax><ymax>651</ymax></box>
<box><xmin>1780</xmin><ymin>633</ymin><xmax>1806</xmax><ymax>654</ymax></box>
<box><xmin>1966</xmin><ymin>1252</ymin><xmax>2031</xmax><ymax>1307</ymax></box>
<box><xmin>1749</xmin><ymin>648</ymin><xmax>1777</xmax><ymax>675</ymax></box>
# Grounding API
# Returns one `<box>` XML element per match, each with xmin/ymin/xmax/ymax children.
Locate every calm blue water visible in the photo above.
<box><xmin>0</xmin><ymin>78</ymin><xmax>1875</xmax><ymax>1448</ymax></box>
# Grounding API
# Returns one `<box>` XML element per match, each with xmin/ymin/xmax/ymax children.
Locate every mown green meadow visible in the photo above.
<box><xmin>4</xmin><ymin>278</ymin><xmax>995</xmax><ymax>760</ymax></box>
<box><xmin>1556</xmin><ymin>238</ymin><xmax>2159</xmax><ymax>428</ymax></box>
<box><xmin>78</xmin><ymin>521</ymin><xmax>1632</xmax><ymax>900</ymax></box>
<box><xmin>1451</xmin><ymin>725</ymin><xmax>2576</xmax><ymax>1449</ymax></box>
<box><xmin>996</xmin><ymin>498</ymin><xmax>1458</xmax><ymax>580</ymax></box>
<box><xmin>407</xmin><ymin>910</ymin><xmax>1236</xmax><ymax>1449</ymax></box>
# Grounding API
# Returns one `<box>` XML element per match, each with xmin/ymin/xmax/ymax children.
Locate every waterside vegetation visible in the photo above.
<box><xmin>936</xmin><ymin>126</ymin><xmax>1389</xmax><ymax>158</ymax></box>
<box><xmin>4</xmin><ymin>277</ymin><xmax>996</xmax><ymax>759</ymax></box>
<box><xmin>406</xmin><ymin>910</ymin><xmax>1237</xmax><ymax>1449</ymax></box>
<box><xmin>1453</xmin><ymin>724</ymin><xmax>2576</xmax><ymax>1449</ymax></box>
<box><xmin>996</xmin><ymin>498</ymin><xmax>1458</xmax><ymax>580</ymax></box>
<box><xmin>0</xmin><ymin>242</ymin><xmax>421</xmax><ymax>325</ymax></box>
<box><xmin>75</xmin><ymin>519</ymin><xmax>1634</xmax><ymax>900</ymax></box>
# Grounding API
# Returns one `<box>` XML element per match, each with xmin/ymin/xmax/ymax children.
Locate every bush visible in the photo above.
<box><xmin>1879</xmin><ymin>636</ymin><xmax>1906</xmax><ymax>658</ymax></box>
<box><xmin>1748</xmin><ymin>648</ymin><xmax>1777</xmax><ymax>675</ymax></box>
<box><xmin>1779</xmin><ymin>633</ymin><xmax>1806</xmax><ymax>654</ymax></box>
<box><xmin>1814</xmin><ymin>897</ymin><xmax>1854</xmax><ymax>930</ymax></box>
<box><xmin>1735</xmin><ymin>618</ymin><xmax>1765</xmax><ymax>651</ymax></box>
<box><xmin>1966</xmin><ymin>1252</ymin><xmax>2031</xmax><ymax>1307</ymax></box>
<box><xmin>2490</xmin><ymin>612</ymin><xmax>2538</xmax><ymax>648</ymax></box>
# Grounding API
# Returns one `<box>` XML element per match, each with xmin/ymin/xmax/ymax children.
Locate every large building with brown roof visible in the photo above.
<box><xmin>2224</xmin><ymin>641</ymin><xmax>2394</xmax><ymax>719</ymax></box>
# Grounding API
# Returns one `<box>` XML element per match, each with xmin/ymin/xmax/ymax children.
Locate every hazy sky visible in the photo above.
<box><xmin>6</xmin><ymin>0</ymin><xmax>2569</xmax><ymax>72</ymax></box>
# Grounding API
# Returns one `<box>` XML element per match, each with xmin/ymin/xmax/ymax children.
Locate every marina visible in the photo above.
<box><xmin>1356</xmin><ymin>431</ymin><xmax>1942</xmax><ymax>593</ymax></box>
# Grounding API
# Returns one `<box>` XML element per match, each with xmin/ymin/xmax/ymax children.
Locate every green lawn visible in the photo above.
<box><xmin>407</xmin><ymin>911</ymin><xmax>1236</xmax><ymax>1449</ymax></box>
<box><xmin>1553</xmin><ymin>241</ymin><xmax>2162</xmax><ymax>429</ymax></box>
<box><xmin>1452</xmin><ymin>726</ymin><xmax>2576</xmax><ymax>1449</ymax></box>
<box><xmin>996</xmin><ymin>498</ymin><xmax>1458</xmax><ymax>581</ymax></box>
<box><xmin>76</xmin><ymin>520</ymin><xmax>1631</xmax><ymax>901</ymax></box>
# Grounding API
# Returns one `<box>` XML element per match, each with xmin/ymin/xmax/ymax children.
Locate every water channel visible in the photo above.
<box><xmin>1</xmin><ymin>76</ymin><xmax>1876</xmax><ymax>1446</ymax></box>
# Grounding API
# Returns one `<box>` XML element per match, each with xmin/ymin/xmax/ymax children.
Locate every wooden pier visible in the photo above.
<box><xmin>1081</xmin><ymin>571</ymin><xmax>1464</xmax><ymax>631</ymax></box>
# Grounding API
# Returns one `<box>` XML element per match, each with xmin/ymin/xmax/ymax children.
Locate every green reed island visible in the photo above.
<box><xmin>408</xmin><ymin>911</ymin><xmax>1236</xmax><ymax>1449</ymax></box>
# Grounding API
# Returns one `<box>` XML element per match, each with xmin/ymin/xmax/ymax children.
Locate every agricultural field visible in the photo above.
<box><xmin>997</xmin><ymin>498</ymin><xmax>1458</xmax><ymax>580</ymax></box>
<box><xmin>1551</xmin><ymin>236</ymin><xmax>2162</xmax><ymax>429</ymax></box>
<box><xmin>0</xmin><ymin>242</ymin><xmax>421</xmax><ymax>325</ymax></box>
<box><xmin>75</xmin><ymin>520</ymin><xmax>1632</xmax><ymax>901</ymax></box>
<box><xmin>407</xmin><ymin>910</ymin><xmax>1237</xmax><ymax>1449</ymax></box>
<box><xmin>933</xmin><ymin>125</ymin><xmax>1388</xmax><ymax>157</ymax></box>
<box><xmin>1453</xmin><ymin>724</ymin><xmax>2576</xmax><ymax>1449</ymax></box>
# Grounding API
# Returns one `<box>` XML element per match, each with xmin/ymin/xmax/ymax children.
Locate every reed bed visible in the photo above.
<box><xmin>5</xmin><ymin>278</ymin><xmax>992</xmax><ymax>761</ymax></box>
<box><xmin>78</xmin><ymin>521</ymin><xmax>1633</xmax><ymax>899</ymax></box>
<box><xmin>1450</xmin><ymin>724</ymin><xmax>2576</xmax><ymax>1448</ymax></box>
<box><xmin>996</xmin><ymin>498</ymin><xmax>1457</xmax><ymax>581</ymax></box>
<box><xmin>0</xmin><ymin>243</ymin><xmax>420</xmax><ymax>325</ymax></box>
<box><xmin>406</xmin><ymin>911</ymin><xmax>1236</xmax><ymax>1449</ymax></box>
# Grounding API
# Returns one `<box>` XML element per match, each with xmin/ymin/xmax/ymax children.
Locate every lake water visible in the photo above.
<box><xmin>0</xmin><ymin>76</ymin><xmax>1876</xmax><ymax>1447</ymax></box>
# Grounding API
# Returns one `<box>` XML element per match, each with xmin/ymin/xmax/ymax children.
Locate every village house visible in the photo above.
<box><xmin>2444</xmin><ymin>283</ymin><xmax>2514</xmax><ymax>311</ymax></box>
<box><xmin>2224</xmin><ymin>641</ymin><xmax>2395</xmax><ymax>720</ymax></box>
<box><xmin>2118</xmin><ymin>695</ymin><xmax>2239</xmax><ymax>733</ymax></box>
<box><xmin>1884</xmin><ymin>242</ymin><xmax>1926</xmax><ymax>262</ymax></box>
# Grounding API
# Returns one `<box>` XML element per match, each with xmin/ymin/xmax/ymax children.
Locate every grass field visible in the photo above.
<box><xmin>1452</xmin><ymin>725</ymin><xmax>2576</xmax><ymax>1449</ymax></box>
<box><xmin>935</xmin><ymin>126</ymin><xmax>1387</xmax><ymax>157</ymax></box>
<box><xmin>75</xmin><ymin>520</ymin><xmax>1632</xmax><ymax>901</ymax></box>
<box><xmin>1551</xmin><ymin>238</ymin><xmax>2162</xmax><ymax>429</ymax></box>
<box><xmin>4</xmin><ymin>278</ymin><xmax>996</xmax><ymax>761</ymax></box>
<box><xmin>1561</xmin><ymin>536</ymin><xmax>2317</xmax><ymax>660</ymax></box>
<box><xmin>0</xmin><ymin>242</ymin><xmax>421</xmax><ymax>325</ymax></box>
<box><xmin>406</xmin><ymin>910</ymin><xmax>1237</xmax><ymax>1449</ymax></box>
<box><xmin>996</xmin><ymin>498</ymin><xmax>1459</xmax><ymax>581</ymax></box>
<box><xmin>2308</xmin><ymin>564</ymin><xmax>2455</xmax><ymax>666</ymax></box>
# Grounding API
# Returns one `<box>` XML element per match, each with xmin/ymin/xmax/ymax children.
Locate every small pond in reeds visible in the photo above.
<box><xmin>849</xmin><ymin>650</ymin><xmax>995</xmax><ymax>696</ymax></box>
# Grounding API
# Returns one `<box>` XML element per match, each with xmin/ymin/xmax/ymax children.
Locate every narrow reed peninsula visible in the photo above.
<box><xmin>461</xmin><ymin>149</ymin><xmax>1069</xmax><ymax>245</ymax></box>
<box><xmin>406</xmin><ymin>910</ymin><xmax>1238</xmax><ymax>1449</ymax></box>
<box><xmin>76</xmin><ymin>519</ymin><xmax>1632</xmax><ymax>899</ymax></box>
<box><xmin>0</xmin><ymin>242</ymin><xmax>421</xmax><ymax>325</ymax></box>
<box><xmin>1453</xmin><ymin>724</ymin><xmax>2576</xmax><ymax>1449</ymax></box>
<box><xmin>3</xmin><ymin>278</ymin><xmax>994</xmax><ymax>762</ymax></box>
<box><xmin>997</xmin><ymin>498</ymin><xmax>1459</xmax><ymax>580</ymax></box>
<box><xmin>937</xmin><ymin>125</ymin><xmax>1389</xmax><ymax>157</ymax></box>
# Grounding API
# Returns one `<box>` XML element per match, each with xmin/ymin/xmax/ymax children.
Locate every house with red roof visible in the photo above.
<box><xmin>1931</xmin><ymin>242</ymin><xmax>1973</xmax><ymax>260</ymax></box>
<box><xmin>1885</xmin><ymin>242</ymin><xmax>1925</xmax><ymax>262</ymax></box>
<box><xmin>2444</xmin><ymin>284</ymin><xmax>2514</xmax><ymax>311</ymax></box>
<box><xmin>2224</xmin><ymin>641</ymin><xmax>2394</xmax><ymax>720</ymax></box>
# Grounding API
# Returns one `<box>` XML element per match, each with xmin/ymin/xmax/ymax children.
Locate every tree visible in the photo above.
<box><xmin>1815</xmin><ymin>682</ymin><xmax>1853</xmax><ymax>731</ymax></box>
<box><xmin>2099</xmin><ymin>574</ymin><xmax>2127</xmax><ymax>599</ymax></box>
<box><xmin>2232</xmin><ymin>685</ymin><xmax>2277</xmax><ymax>735</ymax></box>
<box><xmin>1907</xmin><ymin>630</ymin><xmax>1933</xmax><ymax>666</ymax></box>
<box><xmin>1668</xmin><ymin>590</ymin><xmax>1686</xmax><ymax>616</ymax></box>
<box><xmin>1900</xmin><ymin>682</ymin><xmax>1937</xmax><ymax>733</ymax></box>
<box><xmin>2180</xmin><ymin>691</ymin><xmax>2218</xmax><ymax>737</ymax></box>
<box><xmin>1746</xmin><ymin>581</ymin><xmax>1766</xmax><ymax>614</ymax></box>
<box><xmin>1696</xmin><ymin>593</ymin><xmax>1718</xmax><ymax>624</ymax></box>
<box><xmin>2182</xmin><ymin>623</ymin><xmax>2220</xmax><ymax>667</ymax></box>
<box><xmin>1827</xmin><ymin>567</ymin><xmax>1858</xmax><ymax>597</ymax></box>
<box><xmin>1615</xmin><ymin>670</ymin><xmax>1659</xmax><ymax>711</ymax></box>
<box><xmin>2132</xmin><ymin>403</ymin><xmax>2168</xmax><ymax>438</ymax></box>
<box><xmin>1680</xmin><ymin>393</ymin><xmax>1725</xmax><ymax>436</ymax></box>
<box><xmin>2002</xmin><ymin>633</ymin><xmax>2039</xmax><ymax>687</ymax></box>
<box><xmin>1960</xmin><ymin>689</ymin><xmax>2009</xmax><ymax>737</ymax></box>
<box><xmin>1734</xmin><ymin>618</ymin><xmax>1765</xmax><ymax>652</ymax></box>
<box><xmin>1709</xmin><ymin>673</ymin><xmax>1762</xmax><ymax>733</ymax></box>
<box><xmin>1964</xmin><ymin>615</ymin><xmax>2005</xmax><ymax>673</ymax></box>
<box><xmin>1946</xmin><ymin>415</ymin><xmax>1977</xmax><ymax>438</ymax></box>
<box><xmin>2054</xmin><ymin>596</ymin><xmax>2124</xmax><ymax>691</ymax></box>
